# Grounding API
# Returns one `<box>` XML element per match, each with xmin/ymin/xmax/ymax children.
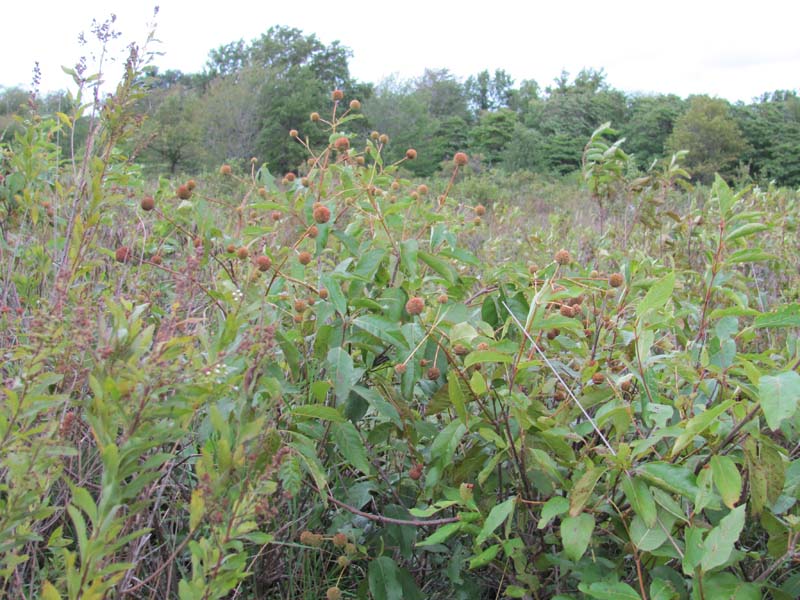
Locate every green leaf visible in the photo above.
<box><xmin>189</xmin><ymin>489</ymin><xmax>204</xmax><ymax>530</ymax></box>
<box><xmin>638</xmin><ymin>462</ymin><xmax>699</xmax><ymax>499</ymax></box>
<box><xmin>671</xmin><ymin>399</ymin><xmax>733</xmax><ymax>457</ymax></box>
<box><xmin>326</xmin><ymin>347</ymin><xmax>359</xmax><ymax>405</ymax></box>
<box><xmin>464</xmin><ymin>350</ymin><xmax>513</xmax><ymax>367</ymax></box>
<box><xmin>476</xmin><ymin>497</ymin><xmax>516</xmax><ymax>545</ymax></box>
<box><xmin>683</xmin><ymin>526</ymin><xmax>705</xmax><ymax>575</ymax></box>
<box><xmin>40</xmin><ymin>581</ymin><xmax>62</xmax><ymax>600</ymax></box>
<box><xmin>538</xmin><ymin>496</ymin><xmax>569</xmax><ymax>529</ymax></box>
<box><xmin>636</xmin><ymin>271</ymin><xmax>675</xmax><ymax>319</ymax></box>
<box><xmin>368</xmin><ymin>556</ymin><xmax>403</xmax><ymax>600</ymax></box>
<box><xmin>622</xmin><ymin>475</ymin><xmax>657</xmax><ymax>528</ymax></box>
<box><xmin>400</xmin><ymin>239</ymin><xmax>418</xmax><ymax>280</ymax></box>
<box><xmin>419</xmin><ymin>251</ymin><xmax>457</xmax><ymax>284</ymax></box>
<box><xmin>448</xmin><ymin>371</ymin><xmax>467</xmax><ymax>425</ymax></box>
<box><xmin>416</xmin><ymin>522</ymin><xmax>462</xmax><ymax>547</ymax></box>
<box><xmin>753</xmin><ymin>303</ymin><xmax>800</xmax><ymax>329</ymax></box>
<box><xmin>430</xmin><ymin>420</ymin><xmax>467</xmax><ymax>467</ymax></box>
<box><xmin>650</xmin><ymin>579</ymin><xmax>680</xmax><ymax>600</ymax></box>
<box><xmin>352</xmin><ymin>315</ymin><xmax>407</xmax><ymax>348</ymax></box>
<box><xmin>580</xmin><ymin>581</ymin><xmax>641</xmax><ymax>599</ymax></box>
<box><xmin>469</xmin><ymin>543</ymin><xmax>500</xmax><ymax>569</ymax></box>
<box><xmin>725</xmin><ymin>222</ymin><xmax>769</xmax><ymax>242</ymax></box>
<box><xmin>711</xmin><ymin>455</ymin><xmax>742</xmax><ymax>509</ymax></box>
<box><xmin>332</xmin><ymin>421</ymin><xmax>371</xmax><ymax>475</ymax></box>
<box><xmin>629</xmin><ymin>512</ymin><xmax>671</xmax><ymax>552</ymax></box>
<box><xmin>701</xmin><ymin>505</ymin><xmax>746</xmax><ymax>573</ymax></box>
<box><xmin>560</xmin><ymin>513</ymin><xmax>595</xmax><ymax>561</ymax></box>
<box><xmin>291</xmin><ymin>404</ymin><xmax>344</xmax><ymax>423</ymax></box>
<box><xmin>320</xmin><ymin>274</ymin><xmax>347</xmax><ymax>315</ymax></box>
<box><xmin>759</xmin><ymin>371</ymin><xmax>800</xmax><ymax>430</ymax></box>
<box><xmin>569</xmin><ymin>466</ymin><xmax>606</xmax><ymax>516</ymax></box>
<box><xmin>700</xmin><ymin>573</ymin><xmax>762</xmax><ymax>600</ymax></box>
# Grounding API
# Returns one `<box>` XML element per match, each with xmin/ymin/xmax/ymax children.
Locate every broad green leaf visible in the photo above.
<box><xmin>538</xmin><ymin>496</ymin><xmax>569</xmax><ymax>529</ymax></box>
<box><xmin>352</xmin><ymin>315</ymin><xmax>407</xmax><ymax>348</ymax></box>
<box><xmin>711</xmin><ymin>455</ymin><xmax>742</xmax><ymax>508</ymax></box>
<box><xmin>629</xmin><ymin>512</ymin><xmax>672</xmax><ymax>552</ymax></box>
<box><xmin>419</xmin><ymin>251</ymin><xmax>457</xmax><ymax>284</ymax></box>
<box><xmin>368</xmin><ymin>556</ymin><xmax>403</xmax><ymax>600</ymax></box>
<box><xmin>468</xmin><ymin>543</ymin><xmax>500</xmax><ymax>569</ymax></box>
<box><xmin>724</xmin><ymin>222</ymin><xmax>769</xmax><ymax>242</ymax></box>
<box><xmin>326</xmin><ymin>347</ymin><xmax>359</xmax><ymax>405</ymax></box>
<box><xmin>682</xmin><ymin>526</ymin><xmax>705</xmax><ymax>575</ymax></box>
<box><xmin>622</xmin><ymin>475</ymin><xmax>657</xmax><ymax>528</ymax></box>
<box><xmin>476</xmin><ymin>497</ymin><xmax>516</xmax><ymax>545</ymax></box>
<box><xmin>671</xmin><ymin>399</ymin><xmax>733</xmax><ymax>457</ymax></box>
<box><xmin>569</xmin><ymin>466</ymin><xmax>606</xmax><ymax>517</ymax></box>
<box><xmin>448</xmin><ymin>371</ymin><xmax>467</xmax><ymax>425</ymax></box>
<box><xmin>636</xmin><ymin>271</ymin><xmax>675</xmax><ymax>319</ymax></box>
<box><xmin>40</xmin><ymin>581</ymin><xmax>62</xmax><ymax>600</ymax></box>
<box><xmin>580</xmin><ymin>581</ymin><xmax>641</xmax><ymax>599</ymax></box>
<box><xmin>699</xmin><ymin>572</ymin><xmax>762</xmax><ymax>600</ymax></box>
<box><xmin>430</xmin><ymin>420</ymin><xmax>467</xmax><ymax>467</ymax></box>
<box><xmin>759</xmin><ymin>371</ymin><xmax>800</xmax><ymax>430</ymax></box>
<box><xmin>400</xmin><ymin>239</ymin><xmax>418</xmax><ymax>280</ymax></box>
<box><xmin>291</xmin><ymin>404</ymin><xmax>344</xmax><ymax>423</ymax></box>
<box><xmin>409</xmin><ymin>501</ymin><xmax>458</xmax><ymax>518</ymax></box>
<box><xmin>701</xmin><ymin>505</ymin><xmax>746</xmax><ymax>572</ymax></box>
<box><xmin>320</xmin><ymin>274</ymin><xmax>347</xmax><ymax>315</ymax></box>
<box><xmin>638</xmin><ymin>462</ymin><xmax>699</xmax><ymax>500</ymax></box>
<box><xmin>416</xmin><ymin>522</ymin><xmax>461</xmax><ymax>547</ymax></box>
<box><xmin>650</xmin><ymin>579</ymin><xmax>680</xmax><ymax>600</ymax></box>
<box><xmin>753</xmin><ymin>303</ymin><xmax>800</xmax><ymax>329</ymax></box>
<box><xmin>189</xmin><ymin>489</ymin><xmax>204</xmax><ymax>529</ymax></box>
<box><xmin>464</xmin><ymin>350</ymin><xmax>513</xmax><ymax>368</ymax></box>
<box><xmin>332</xmin><ymin>421</ymin><xmax>371</xmax><ymax>475</ymax></box>
<box><xmin>560</xmin><ymin>513</ymin><xmax>595</xmax><ymax>561</ymax></box>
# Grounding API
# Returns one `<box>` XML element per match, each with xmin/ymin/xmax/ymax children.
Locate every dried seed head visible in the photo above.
<box><xmin>608</xmin><ymin>272</ymin><xmax>624</xmax><ymax>288</ymax></box>
<box><xmin>394</xmin><ymin>363</ymin><xmax>407</xmax><ymax>374</ymax></box>
<box><xmin>226</xmin><ymin>244</ymin><xmax>236</xmax><ymax>254</ymax></box>
<box><xmin>186</xmin><ymin>179</ymin><xmax>197</xmax><ymax>190</ymax></box>
<box><xmin>256</xmin><ymin>255</ymin><xmax>271</xmax><ymax>271</ymax></box>
<box><xmin>476</xmin><ymin>342</ymin><xmax>489</xmax><ymax>351</ymax></box>
<box><xmin>313</xmin><ymin>204</ymin><xmax>331</xmax><ymax>224</ymax></box>
<box><xmin>405</xmin><ymin>296</ymin><xmax>424</xmax><ymax>315</ymax></box>
<box><xmin>219</xmin><ymin>164</ymin><xmax>232</xmax><ymax>176</ymax></box>
<box><xmin>405</xmin><ymin>148</ymin><xmax>417</xmax><ymax>160</ymax></box>
<box><xmin>115</xmin><ymin>246</ymin><xmax>131</xmax><ymax>263</ymax></box>
<box><xmin>592</xmin><ymin>372</ymin><xmax>606</xmax><ymax>384</ymax></box>
<box><xmin>474</xmin><ymin>204</ymin><xmax>486</xmax><ymax>216</ymax></box>
<box><xmin>258</xmin><ymin>187</ymin><xmax>268</xmax><ymax>198</ymax></box>
<box><xmin>289</xmin><ymin>128</ymin><xmax>298</xmax><ymax>138</ymax></box>
<box><xmin>349</xmin><ymin>99</ymin><xmax>361</xmax><ymax>110</ymax></box>
<box><xmin>271</xmin><ymin>210</ymin><xmax>282</xmax><ymax>221</ymax></box>
<box><xmin>318</xmin><ymin>287</ymin><xmax>329</xmax><ymax>299</ymax></box>
<box><xmin>437</xmin><ymin>293</ymin><xmax>448</xmax><ymax>304</ymax></box>
<box><xmin>236</xmin><ymin>246</ymin><xmax>249</xmax><ymax>260</ymax></box>
<box><xmin>454</xmin><ymin>152</ymin><xmax>468</xmax><ymax>166</ymax></box>
<box><xmin>326</xmin><ymin>586</ymin><xmax>342</xmax><ymax>600</ymax></box>
<box><xmin>294</xmin><ymin>299</ymin><xmax>307</xmax><ymax>313</ymax></box>
<box><xmin>307</xmin><ymin>225</ymin><xmax>319</xmax><ymax>238</ymax></box>
<box><xmin>310</xmin><ymin>112</ymin><xmax>320</xmax><ymax>122</ymax></box>
<box><xmin>332</xmin><ymin>532</ymin><xmax>347</xmax><ymax>548</ymax></box>
<box><xmin>554</xmin><ymin>249</ymin><xmax>572</xmax><ymax>265</ymax></box>
<box><xmin>417</xmin><ymin>184</ymin><xmax>429</xmax><ymax>195</ymax></box>
<box><xmin>379</xmin><ymin>133</ymin><xmax>389</xmax><ymax>145</ymax></box>
<box><xmin>409</xmin><ymin>463</ymin><xmax>423</xmax><ymax>480</ymax></box>
<box><xmin>559</xmin><ymin>304</ymin><xmax>575</xmax><ymax>318</ymax></box>
<box><xmin>298</xmin><ymin>251</ymin><xmax>312</xmax><ymax>265</ymax></box>
<box><xmin>426</xmin><ymin>367</ymin><xmax>441</xmax><ymax>380</ymax></box>
<box><xmin>177</xmin><ymin>184</ymin><xmax>191</xmax><ymax>200</ymax></box>
<box><xmin>332</xmin><ymin>89</ymin><xmax>344</xmax><ymax>101</ymax></box>
<box><xmin>453</xmin><ymin>343</ymin><xmax>469</xmax><ymax>356</ymax></box>
<box><xmin>334</xmin><ymin>137</ymin><xmax>350</xmax><ymax>151</ymax></box>
<box><xmin>140</xmin><ymin>195</ymin><xmax>155</xmax><ymax>211</ymax></box>
<box><xmin>285</xmin><ymin>172</ymin><xmax>296</xmax><ymax>182</ymax></box>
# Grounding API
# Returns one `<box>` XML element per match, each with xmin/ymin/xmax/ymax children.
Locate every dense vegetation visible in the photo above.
<box><xmin>1</xmin><ymin>16</ymin><xmax>800</xmax><ymax>600</ymax></box>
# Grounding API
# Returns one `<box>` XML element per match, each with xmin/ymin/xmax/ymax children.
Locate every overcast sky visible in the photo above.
<box><xmin>2</xmin><ymin>0</ymin><xmax>799</xmax><ymax>102</ymax></box>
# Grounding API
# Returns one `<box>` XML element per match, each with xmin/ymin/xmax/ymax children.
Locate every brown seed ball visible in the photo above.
<box><xmin>298</xmin><ymin>251</ymin><xmax>312</xmax><ymax>265</ymax></box>
<box><xmin>417</xmin><ymin>184</ymin><xmax>429</xmax><ymax>195</ymax></box>
<box><xmin>299</xmin><ymin>530</ymin><xmax>314</xmax><ymax>545</ymax></box>
<box><xmin>293</xmin><ymin>314</ymin><xmax>303</xmax><ymax>324</ymax></box>
<box><xmin>226</xmin><ymin>244</ymin><xmax>236</xmax><ymax>254</ymax></box>
<box><xmin>307</xmin><ymin>225</ymin><xmax>319</xmax><ymax>238</ymax></box>
<box><xmin>349</xmin><ymin>99</ymin><xmax>361</xmax><ymax>110</ymax></box>
<box><xmin>355</xmin><ymin>156</ymin><xmax>365</xmax><ymax>166</ymax></box>
<box><xmin>560</xmin><ymin>305</ymin><xmax>575</xmax><ymax>318</ymax></box>
<box><xmin>370</xmin><ymin>130</ymin><xmax>380</xmax><ymax>140</ymax></box>
<box><xmin>405</xmin><ymin>296</ymin><xmax>424</xmax><ymax>315</ymax></box>
<box><xmin>419</xmin><ymin>359</ymin><xmax>429</xmax><ymax>367</ymax></box>
<box><xmin>336</xmin><ymin>556</ymin><xmax>350</xmax><ymax>568</ymax></box>
<box><xmin>310</xmin><ymin>112</ymin><xmax>320</xmax><ymax>122</ymax></box>
<box><xmin>258</xmin><ymin>187</ymin><xmax>268</xmax><ymax>198</ymax></box>
<box><xmin>271</xmin><ymin>210</ymin><xmax>282</xmax><ymax>221</ymax></box>
<box><xmin>176</xmin><ymin>184</ymin><xmax>192</xmax><ymax>200</ymax></box>
<box><xmin>313</xmin><ymin>204</ymin><xmax>331</xmax><ymax>224</ymax></box>
<box><xmin>592</xmin><ymin>372</ymin><xmax>605</xmax><ymax>384</ymax></box>
<box><xmin>453</xmin><ymin>344</ymin><xmax>469</xmax><ymax>356</ymax></box>
<box><xmin>554</xmin><ymin>249</ymin><xmax>572</xmax><ymax>266</ymax></box>
<box><xmin>151</xmin><ymin>253</ymin><xmax>162</xmax><ymax>265</ymax></box>
<box><xmin>186</xmin><ymin>179</ymin><xmax>197</xmax><ymax>190</ymax></box>
<box><xmin>334</xmin><ymin>136</ymin><xmax>350</xmax><ymax>151</ymax></box>
<box><xmin>474</xmin><ymin>204</ymin><xmax>486</xmax><ymax>216</ymax></box>
<box><xmin>379</xmin><ymin>133</ymin><xmax>389</xmax><ymax>145</ymax></box>
<box><xmin>332</xmin><ymin>89</ymin><xmax>344</xmax><ymax>101</ymax></box>
<box><xmin>326</xmin><ymin>586</ymin><xmax>342</xmax><ymax>600</ymax></box>
<box><xmin>476</xmin><ymin>342</ymin><xmax>490</xmax><ymax>351</ymax></box>
<box><xmin>115</xmin><ymin>246</ymin><xmax>131</xmax><ymax>263</ymax></box>
<box><xmin>405</xmin><ymin>148</ymin><xmax>417</xmax><ymax>160</ymax></box>
<box><xmin>437</xmin><ymin>293</ymin><xmax>448</xmax><ymax>304</ymax></box>
<box><xmin>454</xmin><ymin>152</ymin><xmax>468</xmax><ymax>166</ymax></box>
<box><xmin>528</xmin><ymin>264</ymin><xmax>539</xmax><ymax>275</ymax></box>
<box><xmin>409</xmin><ymin>463</ymin><xmax>423</xmax><ymax>480</ymax></box>
<box><xmin>140</xmin><ymin>195</ymin><xmax>155</xmax><ymax>211</ymax></box>
<box><xmin>332</xmin><ymin>532</ymin><xmax>348</xmax><ymax>548</ymax></box>
<box><xmin>285</xmin><ymin>172</ymin><xmax>296</xmax><ymax>182</ymax></box>
<box><xmin>194</xmin><ymin>236</ymin><xmax>203</xmax><ymax>248</ymax></box>
<box><xmin>609</xmin><ymin>272</ymin><xmax>624</xmax><ymax>288</ymax></box>
<box><xmin>394</xmin><ymin>363</ymin><xmax>407</xmax><ymax>375</ymax></box>
<box><xmin>426</xmin><ymin>367</ymin><xmax>441</xmax><ymax>380</ymax></box>
<box><xmin>294</xmin><ymin>299</ymin><xmax>307</xmax><ymax>313</ymax></box>
<box><xmin>301</xmin><ymin>177</ymin><xmax>310</xmax><ymax>187</ymax></box>
<box><xmin>289</xmin><ymin>129</ymin><xmax>298</xmax><ymax>138</ymax></box>
<box><xmin>621</xmin><ymin>379</ymin><xmax>633</xmax><ymax>392</ymax></box>
<box><xmin>546</xmin><ymin>328</ymin><xmax>560</xmax><ymax>340</ymax></box>
<box><xmin>236</xmin><ymin>246</ymin><xmax>249</xmax><ymax>260</ymax></box>
<box><xmin>391</xmin><ymin>181</ymin><xmax>400</xmax><ymax>191</ymax></box>
<box><xmin>473</xmin><ymin>217</ymin><xmax>482</xmax><ymax>226</ymax></box>
<box><xmin>256</xmin><ymin>255</ymin><xmax>271</xmax><ymax>271</ymax></box>
<box><xmin>219</xmin><ymin>164</ymin><xmax>232</xmax><ymax>176</ymax></box>
<box><xmin>318</xmin><ymin>287</ymin><xmax>329</xmax><ymax>299</ymax></box>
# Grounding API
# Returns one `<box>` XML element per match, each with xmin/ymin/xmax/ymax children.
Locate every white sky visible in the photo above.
<box><xmin>2</xmin><ymin>0</ymin><xmax>799</xmax><ymax>102</ymax></box>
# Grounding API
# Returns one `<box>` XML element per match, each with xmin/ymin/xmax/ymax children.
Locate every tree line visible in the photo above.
<box><xmin>2</xmin><ymin>25</ymin><xmax>799</xmax><ymax>186</ymax></box>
